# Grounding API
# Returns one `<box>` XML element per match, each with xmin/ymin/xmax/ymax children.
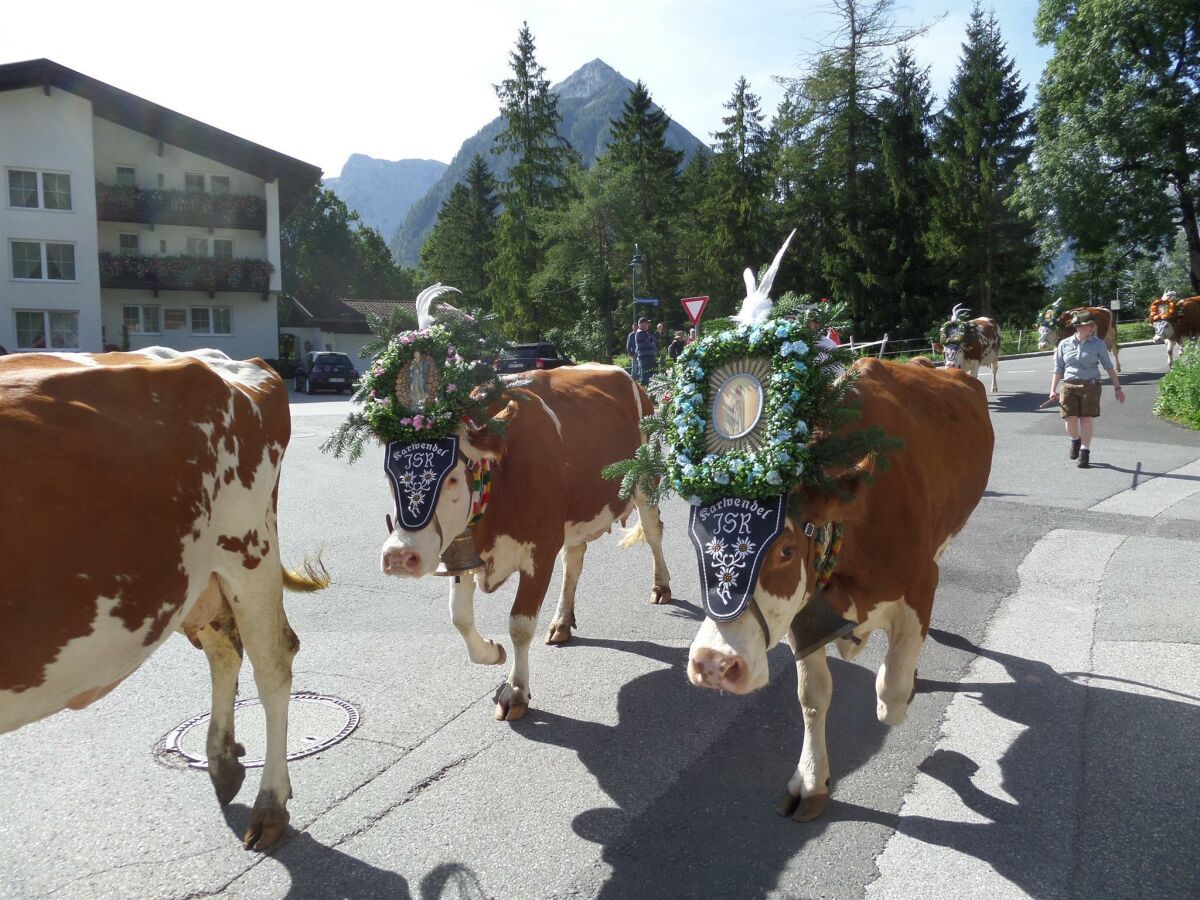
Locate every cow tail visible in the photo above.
<box><xmin>619</xmin><ymin>521</ymin><xmax>645</xmax><ymax>549</ymax></box>
<box><xmin>282</xmin><ymin>556</ymin><xmax>331</xmax><ymax>592</ymax></box>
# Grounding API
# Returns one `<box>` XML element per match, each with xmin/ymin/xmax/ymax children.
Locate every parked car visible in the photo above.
<box><xmin>293</xmin><ymin>351</ymin><xmax>359</xmax><ymax>394</ymax></box>
<box><xmin>495</xmin><ymin>342</ymin><xmax>573</xmax><ymax>375</ymax></box>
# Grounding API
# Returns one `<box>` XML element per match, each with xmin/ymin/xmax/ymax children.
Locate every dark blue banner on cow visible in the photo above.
<box><xmin>384</xmin><ymin>436</ymin><xmax>459</xmax><ymax>531</ymax></box>
<box><xmin>688</xmin><ymin>494</ymin><xmax>788</xmax><ymax>621</ymax></box>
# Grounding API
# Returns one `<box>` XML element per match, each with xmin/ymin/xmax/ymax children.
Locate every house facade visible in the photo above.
<box><xmin>0</xmin><ymin>59</ymin><xmax>320</xmax><ymax>358</ymax></box>
<box><xmin>281</xmin><ymin>296</ymin><xmax>417</xmax><ymax>363</ymax></box>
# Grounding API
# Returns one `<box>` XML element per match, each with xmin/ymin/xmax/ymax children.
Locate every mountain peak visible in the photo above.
<box><xmin>552</xmin><ymin>58</ymin><xmax>630</xmax><ymax>100</ymax></box>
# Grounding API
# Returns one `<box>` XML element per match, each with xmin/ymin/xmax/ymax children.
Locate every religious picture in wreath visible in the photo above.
<box><xmin>396</xmin><ymin>351</ymin><xmax>440</xmax><ymax>413</ymax></box>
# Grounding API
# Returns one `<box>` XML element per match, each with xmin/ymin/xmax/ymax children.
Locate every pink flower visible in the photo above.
<box><xmin>400</xmin><ymin>416</ymin><xmax>412</xmax><ymax>426</ymax></box>
<box><xmin>446</xmin><ymin>383</ymin><xmax>458</xmax><ymax>393</ymax></box>
<box><xmin>399</xmin><ymin>334</ymin><xmax>414</xmax><ymax>345</ymax></box>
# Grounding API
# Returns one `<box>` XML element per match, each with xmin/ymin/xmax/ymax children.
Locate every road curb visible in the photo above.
<box><xmin>999</xmin><ymin>339</ymin><xmax>1157</xmax><ymax>362</ymax></box>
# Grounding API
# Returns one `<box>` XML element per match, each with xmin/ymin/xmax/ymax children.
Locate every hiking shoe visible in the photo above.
<box><xmin>1070</xmin><ymin>438</ymin><xmax>1081</xmax><ymax>460</ymax></box>
<box><xmin>1077</xmin><ymin>449</ymin><xmax>1090</xmax><ymax>469</ymax></box>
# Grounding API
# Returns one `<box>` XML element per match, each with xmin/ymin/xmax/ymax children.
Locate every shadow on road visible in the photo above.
<box><xmin>830</xmin><ymin>628</ymin><xmax>1200</xmax><ymax>899</ymax></box>
<box><xmin>513</xmin><ymin>637</ymin><xmax>890</xmax><ymax>898</ymax></box>
<box><xmin>221</xmin><ymin>807</ymin><xmax>417</xmax><ymax>899</ymax></box>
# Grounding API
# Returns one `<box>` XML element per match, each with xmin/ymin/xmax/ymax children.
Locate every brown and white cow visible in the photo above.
<box><xmin>1149</xmin><ymin>294</ymin><xmax>1200</xmax><ymax>367</ymax></box>
<box><xmin>687</xmin><ymin>358</ymin><xmax>993</xmax><ymax>821</ymax></box>
<box><xmin>380</xmin><ymin>363</ymin><xmax>672</xmax><ymax>721</ymax></box>
<box><xmin>1037</xmin><ymin>305</ymin><xmax>1121</xmax><ymax>372</ymax></box>
<box><xmin>934</xmin><ymin>306</ymin><xmax>1001</xmax><ymax>392</ymax></box>
<box><xmin>0</xmin><ymin>347</ymin><xmax>326</xmax><ymax>850</ymax></box>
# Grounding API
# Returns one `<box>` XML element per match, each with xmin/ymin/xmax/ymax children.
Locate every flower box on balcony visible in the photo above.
<box><xmin>95</xmin><ymin>183</ymin><xmax>267</xmax><ymax>232</ymax></box>
<box><xmin>99</xmin><ymin>251</ymin><xmax>273</xmax><ymax>298</ymax></box>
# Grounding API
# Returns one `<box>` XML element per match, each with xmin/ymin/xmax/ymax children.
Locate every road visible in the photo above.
<box><xmin>1</xmin><ymin>344</ymin><xmax>1197</xmax><ymax>899</ymax></box>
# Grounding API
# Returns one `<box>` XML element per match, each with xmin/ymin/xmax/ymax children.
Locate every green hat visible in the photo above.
<box><xmin>1070</xmin><ymin>310</ymin><xmax>1096</xmax><ymax>327</ymax></box>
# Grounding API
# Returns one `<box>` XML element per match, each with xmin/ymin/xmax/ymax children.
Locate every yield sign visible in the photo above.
<box><xmin>681</xmin><ymin>295</ymin><xmax>709</xmax><ymax>324</ymax></box>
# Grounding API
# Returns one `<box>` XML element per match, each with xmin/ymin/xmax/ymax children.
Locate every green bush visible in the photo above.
<box><xmin>1154</xmin><ymin>342</ymin><xmax>1200</xmax><ymax>429</ymax></box>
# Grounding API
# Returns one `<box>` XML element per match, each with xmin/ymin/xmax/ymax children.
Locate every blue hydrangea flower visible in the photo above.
<box><xmin>776</xmin><ymin>324</ymin><xmax>791</xmax><ymax>338</ymax></box>
<box><xmin>791</xmin><ymin>339</ymin><xmax>809</xmax><ymax>356</ymax></box>
<box><xmin>778</xmin><ymin>451</ymin><xmax>792</xmax><ymax>464</ymax></box>
<box><xmin>766</xmin><ymin>471</ymin><xmax>783</xmax><ymax>485</ymax></box>
<box><xmin>715</xmin><ymin>472</ymin><xmax>730</xmax><ymax>485</ymax></box>
<box><xmin>689</xmin><ymin>495</ymin><xmax>703</xmax><ymax>505</ymax></box>
<box><xmin>790</xmin><ymin>390</ymin><xmax>802</xmax><ymax>403</ymax></box>
<box><xmin>794</xmin><ymin>421</ymin><xmax>809</xmax><ymax>436</ymax></box>
<box><xmin>791</xmin><ymin>361</ymin><xmax>808</xmax><ymax>375</ymax></box>
<box><xmin>779</xmin><ymin>403</ymin><xmax>794</xmax><ymax>416</ymax></box>
<box><xmin>682</xmin><ymin>464</ymin><xmax>696</xmax><ymax>477</ymax></box>
<box><xmin>676</xmin><ymin>453</ymin><xmax>692</xmax><ymax>467</ymax></box>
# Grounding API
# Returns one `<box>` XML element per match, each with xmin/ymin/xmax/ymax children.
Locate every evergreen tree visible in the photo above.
<box><xmin>675</xmin><ymin>149</ymin><xmax>724</xmax><ymax>308</ymax></box>
<box><xmin>487</xmin><ymin>22</ymin><xmax>577</xmax><ymax>337</ymax></box>
<box><xmin>705</xmin><ymin>77</ymin><xmax>772</xmax><ymax>316</ymax></box>
<box><xmin>874</xmin><ymin>47</ymin><xmax>941</xmax><ymax>336</ymax></box>
<box><xmin>420</xmin><ymin>154</ymin><xmax>498</xmax><ymax>305</ymax></box>
<box><xmin>1023</xmin><ymin>0</ymin><xmax>1200</xmax><ymax>293</ymax></box>
<box><xmin>929</xmin><ymin>3</ymin><xmax>1041</xmax><ymax>319</ymax></box>
<box><xmin>603</xmin><ymin>80</ymin><xmax>685</xmax><ymax>325</ymax></box>
<box><xmin>777</xmin><ymin>0</ymin><xmax>932</xmax><ymax>335</ymax></box>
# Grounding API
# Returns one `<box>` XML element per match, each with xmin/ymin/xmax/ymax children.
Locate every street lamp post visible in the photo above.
<box><xmin>629</xmin><ymin>244</ymin><xmax>642</xmax><ymax>319</ymax></box>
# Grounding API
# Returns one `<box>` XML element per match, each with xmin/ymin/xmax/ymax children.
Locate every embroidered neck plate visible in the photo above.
<box><xmin>688</xmin><ymin>495</ymin><xmax>788</xmax><ymax>620</ymax></box>
<box><xmin>384</xmin><ymin>436</ymin><xmax>460</xmax><ymax>530</ymax></box>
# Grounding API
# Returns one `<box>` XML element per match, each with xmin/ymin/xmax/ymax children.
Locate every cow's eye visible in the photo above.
<box><xmin>447</xmin><ymin>476</ymin><xmax>460</xmax><ymax>485</ymax></box>
<box><xmin>779</xmin><ymin>546</ymin><xmax>795</xmax><ymax>560</ymax></box>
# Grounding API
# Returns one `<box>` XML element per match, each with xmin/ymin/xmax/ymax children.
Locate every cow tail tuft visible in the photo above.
<box><xmin>283</xmin><ymin>555</ymin><xmax>331</xmax><ymax>592</ymax></box>
<box><xmin>619</xmin><ymin>521</ymin><xmax>646</xmax><ymax>549</ymax></box>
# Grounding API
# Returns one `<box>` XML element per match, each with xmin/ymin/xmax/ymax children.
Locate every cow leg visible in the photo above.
<box><xmin>989</xmin><ymin>358</ymin><xmax>999</xmax><ymax>393</ymax></box>
<box><xmin>221</xmin><ymin>568</ymin><xmax>299</xmax><ymax>851</ymax></box>
<box><xmin>495</xmin><ymin>561</ymin><xmax>554</xmax><ymax>722</ymax></box>
<box><xmin>546</xmin><ymin>542</ymin><xmax>585</xmax><ymax>645</ymax></box>
<box><xmin>633</xmin><ymin>488</ymin><xmax>672</xmax><ymax>604</ymax></box>
<box><xmin>194</xmin><ymin>578</ymin><xmax>247</xmax><ymax>807</ymax></box>
<box><xmin>781</xmin><ymin>644</ymin><xmax>833</xmax><ymax>822</ymax></box>
<box><xmin>876</xmin><ymin>589</ymin><xmax>931</xmax><ymax>727</ymax></box>
<box><xmin>450</xmin><ymin>575</ymin><xmax>506</xmax><ymax>665</ymax></box>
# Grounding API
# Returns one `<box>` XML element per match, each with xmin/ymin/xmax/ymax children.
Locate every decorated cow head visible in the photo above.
<box><xmin>938</xmin><ymin>304</ymin><xmax>978</xmax><ymax>369</ymax></box>
<box><xmin>607</xmin><ymin>233</ymin><xmax>897</xmax><ymax>694</ymax></box>
<box><xmin>322</xmin><ymin>284</ymin><xmax>510</xmax><ymax>577</ymax></box>
<box><xmin>1149</xmin><ymin>292</ymin><xmax>1179</xmax><ymax>344</ymax></box>
<box><xmin>1035</xmin><ymin>298</ymin><xmax>1065</xmax><ymax>350</ymax></box>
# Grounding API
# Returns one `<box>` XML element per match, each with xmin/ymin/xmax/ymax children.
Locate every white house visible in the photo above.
<box><xmin>0</xmin><ymin>59</ymin><xmax>321</xmax><ymax>359</ymax></box>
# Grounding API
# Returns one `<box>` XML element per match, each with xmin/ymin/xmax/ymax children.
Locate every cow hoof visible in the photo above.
<box><xmin>777</xmin><ymin>791</ymin><xmax>829</xmax><ymax>822</ymax></box>
<box><xmin>545</xmin><ymin>623</ymin><xmax>573</xmax><ymax>645</ymax></box>
<box><xmin>493</xmin><ymin>684</ymin><xmax>530</xmax><ymax>721</ymax></box>
<box><xmin>651</xmin><ymin>585</ymin><xmax>672</xmax><ymax>605</ymax></box>
<box><xmin>208</xmin><ymin>754</ymin><xmax>246</xmax><ymax>806</ymax></box>
<box><xmin>243</xmin><ymin>795</ymin><xmax>290</xmax><ymax>851</ymax></box>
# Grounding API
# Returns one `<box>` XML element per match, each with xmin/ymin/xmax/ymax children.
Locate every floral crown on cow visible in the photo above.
<box><xmin>938</xmin><ymin>304</ymin><xmax>980</xmax><ymax>346</ymax></box>
<box><xmin>1035</xmin><ymin>297</ymin><xmax>1065</xmax><ymax>329</ymax></box>
<box><xmin>1149</xmin><ymin>292</ymin><xmax>1179</xmax><ymax>322</ymax></box>
<box><xmin>606</xmin><ymin>231</ymin><xmax>897</xmax><ymax>509</ymax></box>
<box><xmin>321</xmin><ymin>284</ymin><xmax>509</xmax><ymax>463</ymax></box>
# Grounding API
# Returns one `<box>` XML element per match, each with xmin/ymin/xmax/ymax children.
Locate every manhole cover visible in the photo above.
<box><xmin>156</xmin><ymin>691</ymin><xmax>360</xmax><ymax>770</ymax></box>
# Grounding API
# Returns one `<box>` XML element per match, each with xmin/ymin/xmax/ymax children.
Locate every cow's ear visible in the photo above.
<box><xmin>932</xmin><ymin>342</ymin><xmax>943</xmax><ymax>353</ymax></box>
<box><xmin>460</xmin><ymin>400</ymin><xmax>518</xmax><ymax>461</ymax></box>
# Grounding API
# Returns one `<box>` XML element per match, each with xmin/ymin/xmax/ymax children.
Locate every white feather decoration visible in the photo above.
<box><xmin>949</xmin><ymin>303</ymin><xmax>971</xmax><ymax>322</ymax></box>
<box><xmin>734</xmin><ymin>230</ymin><xmax>797</xmax><ymax>325</ymax></box>
<box><xmin>414</xmin><ymin>283</ymin><xmax>462</xmax><ymax>329</ymax></box>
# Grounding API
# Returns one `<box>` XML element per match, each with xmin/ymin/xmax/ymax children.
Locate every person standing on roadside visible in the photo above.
<box><xmin>1049</xmin><ymin>310</ymin><xmax>1125</xmax><ymax>468</ymax></box>
<box><xmin>634</xmin><ymin>316</ymin><xmax>658</xmax><ymax>386</ymax></box>
<box><xmin>625</xmin><ymin>322</ymin><xmax>639</xmax><ymax>381</ymax></box>
<box><xmin>667</xmin><ymin>329</ymin><xmax>686</xmax><ymax>361</ymax></box>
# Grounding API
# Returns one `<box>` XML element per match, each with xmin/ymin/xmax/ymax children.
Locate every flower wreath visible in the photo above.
<box><xmin>355</xmin><ymin>325</ymin><xmax>478</xmax><ymax>443</ymax></box>
<box><xmin>664</xmin><ymin>320</ymin><xmax>823</xmax><ymax>503</ymax></box>
<box><xmin>1036</xmin><ymin>301</ymin><xmax>1063</xmax><ymax>328</ymax></box>
<box><xmin>1149</xmin><ymin>297</ymin><xmax>1178</xmax><ymax>322</ymax></box>
<box><xmin>939</xmin><ymin>316</ymin><xmax>979</xmax><ymax>345</ymax></box>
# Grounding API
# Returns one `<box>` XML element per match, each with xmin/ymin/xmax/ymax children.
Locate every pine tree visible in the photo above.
<box><xmin>420</xmin><ymin>154</ymin><xmax>498</xmax><ymax>306</ymax></box>
<box><xmin>487</xmin><ymin>23</ymin><xmax>577</xmax><ymax>337</ymax></box>
<box><xmin>874</xmin><ymin>47</ymin><xmax>942</xmax><ymax>336</ymax></box>
<box><xmin>930</xmin><ymin>3</ymin><xmax>1041</xmax><ymax>319</ymax></box>
<box><xmin>705</xmin><ymin>77</ymin><xmax>772</xmax><ymax>316</ymax></box>
<box><xmin>603</xmin><ymin>80</ymin><xmax>685</xmax><ymax>324</ymax></box>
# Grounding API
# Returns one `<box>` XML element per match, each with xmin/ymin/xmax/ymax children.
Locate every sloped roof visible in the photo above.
<box><xmin>283</xmin><ymin>296</ymin><xmax>415</xmax><ymax>334</ymax></box>
<box><xmin>0</xmin><ymin>58</ymin><xmax>322</xmax><ymax>221</ymax></box>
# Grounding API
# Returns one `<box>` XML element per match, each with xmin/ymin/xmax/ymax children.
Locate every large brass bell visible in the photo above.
<box><xmin>434</xmin><ymin>527</ymin><xmax>485</xmax><ymax>576</ymax></box>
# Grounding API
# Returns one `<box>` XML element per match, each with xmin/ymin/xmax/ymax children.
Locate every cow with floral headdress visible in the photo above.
<box><xmin>1035</xmin><ymin>300</ymin><xmax>1121</xmax><ymax>372</ymax></box>
<box><xmin>932</xmin><ymin>304</ymin><xmax>1001</xmax><ymax>392</ymax></box>
<box><xmin>1148</xmin><ymin>291</ymin><xmax>1200</xmax><ymax>368</ymax></box>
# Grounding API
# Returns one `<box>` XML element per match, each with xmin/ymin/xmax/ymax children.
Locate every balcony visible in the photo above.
<box><xmin>95</xmin><ymin>182</ymin><xmax>267</xmax><ymax>232</ymax></box>
<box><xmin>99</xmin><ymin>252</ymin><xmax>274</xmax><ymax>298</ymax></box>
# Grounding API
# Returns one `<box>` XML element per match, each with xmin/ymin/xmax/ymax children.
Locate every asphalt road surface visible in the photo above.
<box><xmin>2</xmin><ymin>344</ymin><xmax>1197</xmax><ymax>899</ymax></box>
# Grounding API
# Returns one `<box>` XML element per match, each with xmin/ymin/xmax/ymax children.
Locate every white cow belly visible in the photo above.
<box><xmin>563</xmin><ymin>508</ymin><xmax>619</xmax><ymax>546</ymax></box>
<box><xmin>481</xmin><ymin>535</ymin><xmax>537</xmax><ymax>593</ymax></box>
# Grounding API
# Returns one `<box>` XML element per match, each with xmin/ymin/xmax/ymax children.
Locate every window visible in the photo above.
<box><xmin>123</xmin><ymin>305</ymin><xmax>161</xmax><ymax>335</ymax></box>
<box><xmin>15</xmin><ymin>310</ymin><xmax>79</xmax><ymax>349</ymax></box>
<box><xmin>115</xmin><ymin>166</ymin><xmax>136</xmax><ymax>187</ymax></box>
<box><xmin>210</xmin><ymin>175</ymin><xmax>231</xmax><ymax>195</ymax></box>
<box><xmin>11</xmin><ymin>241</ymin><xmax>75</xmax><ymax>281</ymax></box>
<box><xmin>119</xmin><ymin>233</ymin><xmax>140</xmax><ymax>257</ymax></box>
<box><xmin>212</xmin><ymin>239</ymin><xmax>234</xmax><ymax>260</ymax></box>
<box><xmin>186</xmin><ymin>237</ymin><xmax>208</xmax><ymax>256</ymax></box>
<box><xmin>185</xmin><ymin>173</ymin><xmax>206</xmax><ymax>193</ymax></box>
<box><xmin>159</xmin><ymin>239</ymin><xmax>167</xmax><ymax>254</ymax></box>
<box><xmin>7</xmin><ymin>170</ymin><xmax>72</xmax><ymax>210</ymax></box>
<box><xmin>8</xmin><ymin>170</ymin><xmax>37</xmax><ymax>207</ymax></box>
<box><xmin>190</xmin><ymin>306</ymin><xmax>232</xmax><ymax>336</ymax></box>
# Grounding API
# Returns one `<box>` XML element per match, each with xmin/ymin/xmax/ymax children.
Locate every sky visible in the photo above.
<box><xmin>5</xmin><ymin>1</ymin><xmax>1052</xmax><ymax>179</ymax></box>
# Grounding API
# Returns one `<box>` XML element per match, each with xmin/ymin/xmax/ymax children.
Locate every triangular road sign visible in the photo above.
<box><xmin>681</xmin><ymin>295</ymin><xmax>709</xmax><ymax>324</ymax></box>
